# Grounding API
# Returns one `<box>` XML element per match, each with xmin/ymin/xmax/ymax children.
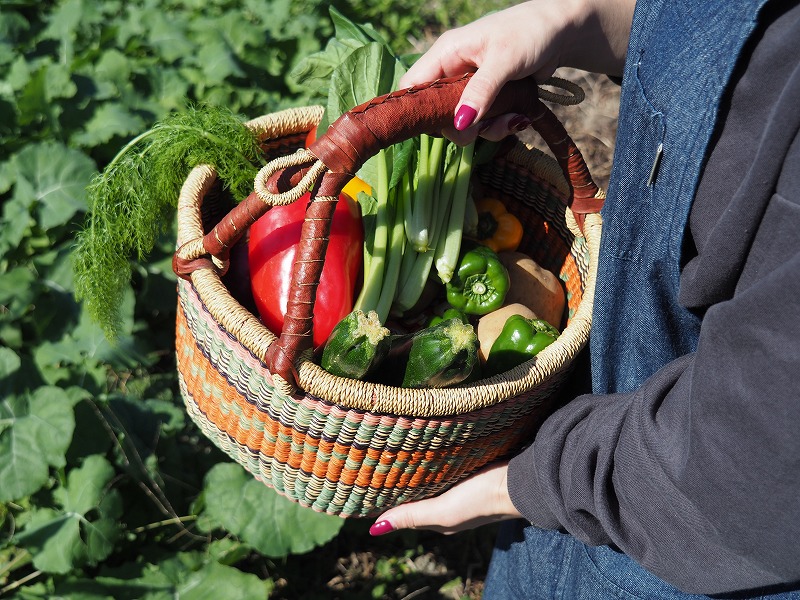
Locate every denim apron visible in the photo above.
<box><xmin>482</xmin><ymin>0</ymin><xmax>800</xmax><ymax>598</ymax></box>
<box><xmin>591</xmin><ymin>0</ymin><xmax>769</xmax><ymax>394</ymax></box>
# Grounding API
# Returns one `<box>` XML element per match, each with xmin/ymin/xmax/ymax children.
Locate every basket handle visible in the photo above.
<box><xmin>174</xmin><ymin>73</ymin><xmax>602</xmax><ymax>390</ymax></box>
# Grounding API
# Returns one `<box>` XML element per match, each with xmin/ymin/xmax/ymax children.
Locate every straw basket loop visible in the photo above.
<box><xmin>172</xmin><ymin>73</ymin><xmax>605</xmax><ymax>516</ymax></box>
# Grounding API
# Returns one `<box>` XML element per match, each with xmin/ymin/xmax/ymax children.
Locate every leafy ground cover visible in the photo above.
<box><xmin>0</xmin><ymin>1</ymin><xmax>616</xmax><ymax>598</ymax></box>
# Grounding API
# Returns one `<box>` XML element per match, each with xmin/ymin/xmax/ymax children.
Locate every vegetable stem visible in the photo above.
<box><xmin>435</xmin><ymin>141</ymin><xmax>475</xmax><ymax>284</ymax></box>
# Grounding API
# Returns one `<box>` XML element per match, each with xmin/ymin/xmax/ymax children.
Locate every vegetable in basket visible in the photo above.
<box><xmin>484</xmin><ymin>315</ymin><xmax>560</xmax><ymax>377</ymax></box>
<box><xmin>320</xmin><ymin>309</ymin><xmax>392</xmax><ymax>380</ymax></box>
<box><xmin>446</xmin><ymin>245</ymin><xmax>510</xmax><ymax>315</ymax></box>
<box><xmin>291</xmin><ymin>7</ymin><xmax>480</xmax><ymax>323</ymax></box>
<box><xmin>247</xmin><ymin>190</ymin><xmax>363</xmax><ymax>349</ymax></box>
<box><xmin>428</xmin><ymin>307</ymin><xmax>469</xmax><ymax>327</ymax></box>
<box><xmin>469</xmin><ymin>197</ymin><xmax>524</xmax><ymax>253</ymax></box>
<box><xmin>386</xmin><ymin>318</ymin><xmax>479</xmax><ymax>388</ymax></box>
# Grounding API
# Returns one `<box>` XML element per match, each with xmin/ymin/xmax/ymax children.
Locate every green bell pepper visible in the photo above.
<box><xmin>484</xmin><ymin>314</ymin><xmax>560</xmax><ymax>377</ymax></box>
<box><xmin>446</xmin><ymin>245</ymin><xmax>509</xmax><ymax>315</ymax></box>
<box><xmin>428</xmin><ymin>307</ymin><xmax>469</xmax><ymax>328</ymax></box>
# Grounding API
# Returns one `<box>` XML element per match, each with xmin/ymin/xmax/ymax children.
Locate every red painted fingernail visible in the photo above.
<box><xmin>508</xmin><ymin>115</ymin><xmax>531</xmax><ymax>132</ymax></box>
<box><xmin>454</xmin><ymin>105</ymin><xmax>478</xmax><ymax>131</ymax></box>
<box><xmin>369</xmin><ymin>520</ymin><xmax>395</xmax><ymax>536</ymax></box>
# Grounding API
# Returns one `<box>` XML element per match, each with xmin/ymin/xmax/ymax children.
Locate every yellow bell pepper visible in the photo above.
<box><xmin>342</xmin><ymin>176</ymin><xmax>373</xmax><ymax>202</ymax></box>
<box><xmin>471</xmin><ymin>197</ymin><xmax>523</xmax><ymax>253</ymax></box>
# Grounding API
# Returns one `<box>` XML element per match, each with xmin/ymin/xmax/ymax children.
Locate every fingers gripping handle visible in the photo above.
<box><xmin>310</xmin><ymin>74</ymin><xmax>533</xmax><ymax>184</ymax></box>
<box><xmin>307</xmin><ymin>73</ymin><xmax>599</xmax><ymax>211</ymax></box>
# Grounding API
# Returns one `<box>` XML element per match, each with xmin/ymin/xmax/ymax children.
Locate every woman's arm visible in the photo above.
<box><xmin>398</xmin><ymin>0</ymin><xmax>635</xmax><ymax>138</ymax></box>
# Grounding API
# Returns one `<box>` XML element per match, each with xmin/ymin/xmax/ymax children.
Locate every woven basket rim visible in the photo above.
<box><xmin>175</xmin><ymin>105</ymin><xmax>602</xmax><ymax>418</ymax></box>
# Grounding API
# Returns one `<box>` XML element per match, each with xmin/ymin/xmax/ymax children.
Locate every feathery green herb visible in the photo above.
<box><xmin>73</xmin><ymin>105</ymin><xmax>263</xmax><ymax>340</ymax></box>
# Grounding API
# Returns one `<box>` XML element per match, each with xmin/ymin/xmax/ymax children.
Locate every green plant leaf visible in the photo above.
<box><xmin>33</xmin><ymin>287</ymin><xmax>145</xmax><ymax>387</ymax></box>
<box><xmin>194</xmin><ymin>39</ymin><xmax>244</xmax><ymax>85</ymax></box>
<box><xmin>0</xmin><ymin>386</ymin><xmax>77</xmax><ymax>502</ymax></box>
<box><xmin>288</xmin><ymin>37</ymin><xmax>365</xmax><ymax>104</ymax></box>
<box><xmin>14</xmin><ymin>455</ymin><xmax>122</xmax><ymax>574</ymax></box>
<box><xmin>0</xmin><ymin>346</ymin><xmax>22</xmax><ymax>401</ymax></box>
<box><xmin>330</xmin><ymin>5</ymin><xmax>388</xmax><ymax>47</ymax></box>
<box><xmin>0</xmin><ymin>266</ymin><xmax>37</xmax><ymax>320</ymax></box>
<box><xmin>39</xmin><ymin>0</ymin><xmax>83</xmax><ymax>63</ymax></box>
<box><xmin>15</xmin><ymin>58</ymin><xmax>77</xmax><ymax>128</ymax></box>
<box><xmin>42</xmin><ymin>552</ymin><xmax>274</xmax><ymax>599</ymax></box>
<box><xmin>198</xmin><ymin>462</ymin><xmax>344</xmax><ymax>557</ymax></box>
<box><xmin>8</xmin><ymin>141</ymin><xmax>96</xmax><ymax>230</ymax></box>
<box><xmin>71</xmin><ymin>102</ymin><xmax>147</xmax><ymax>148</ymax></box>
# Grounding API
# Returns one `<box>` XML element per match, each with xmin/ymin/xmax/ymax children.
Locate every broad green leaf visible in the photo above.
<box><xmin>91</xmin><ymin>48</ymin><xmax>134</xmax><ymax>97</ymax></box>
<box><xmin>199</xmin><ymin>462</ymin><xmax>344</xmax><ymax>557</ymax></box>
<box><xmin>0</xmin><ymin>10</ymin><xmax>30</xmax><ymax>45</ymax></box>
<box><xmin>47</xmin><ymin>552</ymin><xmax>273</xmax><ymax>599</ymax></box>
<box><xmin>15</xmin><ymin>455</ymin><xmax>122</xmax><ymax>574</ymax></box>
<box><xmin>15</xmin><ymin>59</ymin><xmax>76</xmax><ymax>127</ymax></box>
<box><xmin>147</xmin><ymin>12</ymin><xmax>195</xmax><ymax>63</ymax></box>
<box><xmin>71</xmin><ymin>103</ymin><xmax>147</xmax><ymax>148</ymax></box>
<box><xmin>190</xmin><ymin>12</ymin><xmax>264</xmax><ymax>56</ymax></box>
<box><xmin>0</xmin><ymin>196</ymin><xmax>33</xmax><ymax>252</ymax></box>
<box><xmin>0</xmin><ymin>346</ymin><xmax>21</xmax><ymax>399</ymax></box>
<box><xmin>8</xmin><ymin>141</ymin><xmax>96</xmax><ymax>230</ymax></box>
<box><xmin>0</xmin><ymin>386</ymin><xmax>77</xmax><ymax>501</ymax></box>
<box><xmin>0</xmin><ymin>266</ymin><xmax>37</xmax><ymax>319</ymax></box>
<box><xmin>138</xmin><ymin>555</ymin><xmax>274</xmax><ymax>600</ymax></box>
<box><xmin>0</xmin><ymin>346</ymin><xmax>21</xmax><ymax>378</ymax></box>
<box><xmin>33</xmin><ymin>287</ymin><xmax>144</xmax><ymax>386</ymax></box>
<box><xmin>289</xmin><ymin>37</ymin><xmax>364</xmax><ymax>103</ymax></box>
<box><xmin>326</xmin><ymin>42</ymin><xmax>405</xmax><ymax>124</ymax></box>
<box><xmin>330</xmin><ymin>6</ymin><xmax>388</xmax><ymax>47</ymax></box>
<box><xmin>194</xmin><ymin>40</ymin><xmax>244</xmax><ymax>86</ymax></box>
<box><xmin>40</xmin><ymin>0</ymin><xmax>83</xmax><ymax>63</ymax></box>
<box><xmin>142</xmin><ymin>65</ymin><xmax>190</xmax><ymax>113</ymax></box>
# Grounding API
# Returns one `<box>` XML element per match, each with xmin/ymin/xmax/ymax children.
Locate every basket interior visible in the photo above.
<box><xmin>208</xmin><ymin>132</ymin><xmax>585</xmax><ymax>333</ymax></box>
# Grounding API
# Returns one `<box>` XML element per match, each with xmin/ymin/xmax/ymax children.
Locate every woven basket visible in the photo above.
<box><xmin>172</xmin><ymin>75</ymin><xmax>604</xmax><ymax>518</ymax></box>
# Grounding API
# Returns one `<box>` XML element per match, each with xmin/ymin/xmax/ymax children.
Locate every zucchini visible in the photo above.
<box><xmin>320</xmin><ymin>310</ymin><xmax>391</xmax><ymax>380</ymax></box>
<box><xmin>399</xmin><ymin>318</ymin><xmax>479</xmax><ymax>388</ymax></box>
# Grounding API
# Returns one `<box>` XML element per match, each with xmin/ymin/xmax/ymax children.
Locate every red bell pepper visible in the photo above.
<box><xmin>247</xmin><ymin>191</ymin><xmax>363</xmax><ymax>349</ymax></box>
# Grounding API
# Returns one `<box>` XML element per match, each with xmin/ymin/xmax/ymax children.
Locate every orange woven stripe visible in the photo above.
<box><xmin>176</xmin><ymin>305</ymin><xmax>272</xmax><ymax>453</ymax></box>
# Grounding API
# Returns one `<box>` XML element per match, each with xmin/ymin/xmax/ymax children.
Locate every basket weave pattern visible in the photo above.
<box><xmin>174</xmin><ymin>105</ymin><xmax>602</xmax><ymax>517</ymax></box>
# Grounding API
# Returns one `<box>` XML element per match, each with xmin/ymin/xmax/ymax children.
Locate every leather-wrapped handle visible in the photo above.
<box><xmin>175</xmin><ymin>73</ymin><xmax>602</xmax><ymax>390</ymax></box>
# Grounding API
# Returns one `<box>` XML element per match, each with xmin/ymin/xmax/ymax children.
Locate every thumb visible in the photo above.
<box><xmin>368</xmin><ymin>497</ymin><xmax>447</xmax><ymax>536</ymax></box>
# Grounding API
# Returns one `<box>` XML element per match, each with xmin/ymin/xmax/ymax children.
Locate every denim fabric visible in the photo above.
<box><xmin>590</xmin><ymin>0</ymin><xmax>770</xmax><ymax>394</ymax></box>
<box><xmin>484</xmin><ymin>0</ymin><xmax>796</xmax><ymax>598</ymax></box>
<box><xmin>483</xmin><ymin>522</ymin><xmax>800</xmax><ymax>600</ymax></box>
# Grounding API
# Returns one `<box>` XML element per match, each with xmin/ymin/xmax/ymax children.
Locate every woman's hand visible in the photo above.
<box><xmin>399</xmin><ymin>0</ymin><xmax>635</xmax><ymax>143</ymax></box>
<box><xmin>369</xmin><ymin>461</ymin><xmax>522</xmax><ymax>536</ymax></box>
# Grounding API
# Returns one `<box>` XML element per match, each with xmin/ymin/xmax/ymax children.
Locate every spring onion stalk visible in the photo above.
<box><xmin>391</xmin><ymin>144</ymin><xmax>457</xmax><ymax>314</ymax></box>
<box><xmin>406</xmin><ymin>134</ymin><xmax>445</xmax><ymax>252</ymax></box>
<box><xmin>397</xmin><ymin>170</ymin><xmax>417</xmax><ymax>287</ymax></box>
<box><xmin>435</xmin><ymin>141</ymin><xmax>475</xmax><ymax>284</ymax></box>
<box><xmin>354</xmin><ymin>148</ymin><xmax>391</xmax><ymax>313</ymax></box>
<box><xmin>375</xmin><ymin>187</ymin><xmax>406</xmax><ymax>322</ymax></box>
